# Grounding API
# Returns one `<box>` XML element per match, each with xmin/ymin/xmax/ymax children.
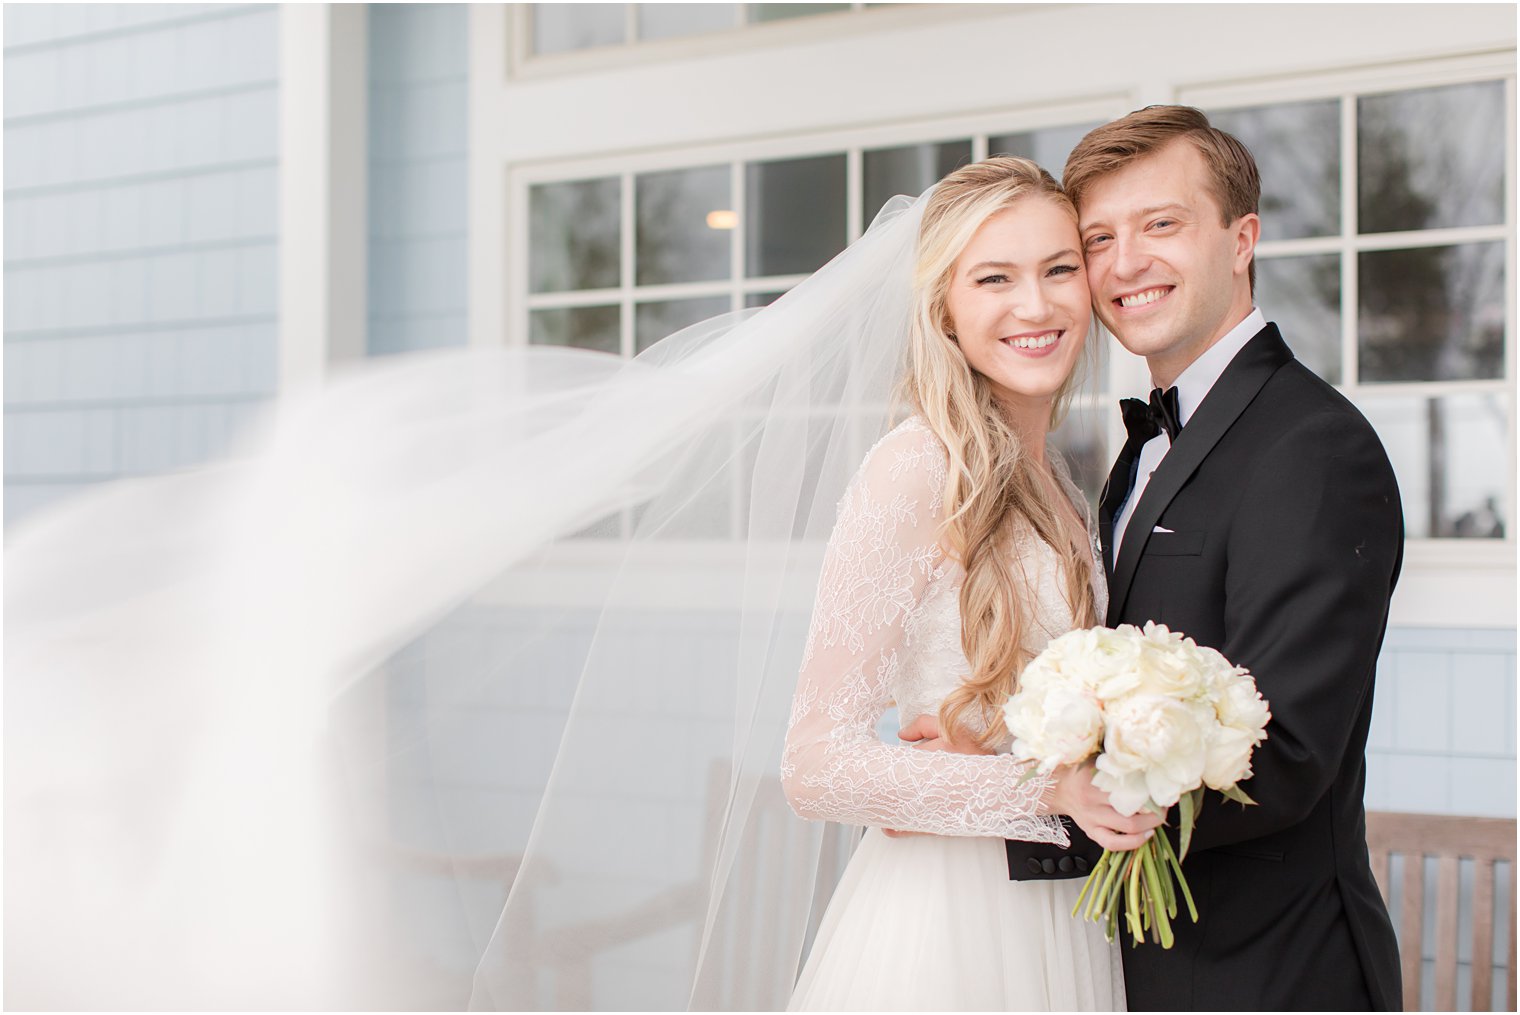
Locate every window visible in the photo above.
<box><xmin>1208</xmin><ymin>75</ymin><xmax>1513</xmax><ymax>541</ymax></box>
<box><xmin>520</xmin><ymin>120</ymin><xmax>1112</xmax><ymax>537</ymax></box>
<box><xmin>530</xmin><ymin>3</ymin><xmax>865</xmax><ymax>56</ymax></box>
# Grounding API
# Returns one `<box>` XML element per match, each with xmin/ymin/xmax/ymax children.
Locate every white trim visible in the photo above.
<box><xmin>1256</xmin><ymin>225</ymin><xmax>1510</xmax><ymax>259</ymax></box>
<box><xmin>277</xmin><ymin>3</ymin><xmax>367</xmax><ymax>391</ymax></box>
<box><xmin>1178</xmin><ymin>46</ymin><xmax>1517</xmax><ymax>111</ymax></box>
<box><xmin>507</xmin><ymin>2</ymin><xmax>990</xmax><ymax>81</ymax></box>
<box><xmin>468</xmin><ymin>3</ymin><xmax>510</xmax><ymax>350</ymax></box>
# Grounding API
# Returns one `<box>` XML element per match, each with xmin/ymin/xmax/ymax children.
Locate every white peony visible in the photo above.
<box><xmin>1100</xmin><ymin>693</ymin><xmax>1212</xmax><ymax>809</ymax></box>
<box><xmin>1215</xmin><ymin>673</ymin><xmax>1271</xmax><ymax>735</ymax></box>
<box><xmin>1203</xmin><ymin>723</ymin><xmax>1259</xmax><ymax>790</ymax></box>
<box><xmin>1006</xmin><ymin>681</ymin><xmax>1102</xmax><ymax>773</ymax></box>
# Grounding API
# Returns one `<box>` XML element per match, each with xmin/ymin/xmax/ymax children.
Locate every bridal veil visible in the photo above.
<box><xmin>7</xmin><ymin>193</ymin><xmax>930</xmax><ymax>1008</ymax></box>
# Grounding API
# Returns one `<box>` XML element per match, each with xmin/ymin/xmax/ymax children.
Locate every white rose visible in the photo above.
<box><xmin>1102</xmin><ymin>694</ymin><xmax>1211</xmax><ymax>809</ymax></box>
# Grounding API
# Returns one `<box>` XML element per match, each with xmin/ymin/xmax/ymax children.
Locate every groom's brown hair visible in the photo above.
<box><xmin>1062</xmin><ymin>105</ymin><xmax>1261</xmax><ymax>290</ymax></box>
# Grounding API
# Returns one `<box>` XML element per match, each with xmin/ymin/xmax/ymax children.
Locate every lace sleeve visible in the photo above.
<box><xmin>780</xmin><ymin>420</ymin><xmax>1068</xmax><ymax>842</ymax></box>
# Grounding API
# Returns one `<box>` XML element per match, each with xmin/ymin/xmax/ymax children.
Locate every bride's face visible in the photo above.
<box><xmin>944</xmin><ymin>196</ymin><xmax>1091</xmax><ymax>417</ymax></box>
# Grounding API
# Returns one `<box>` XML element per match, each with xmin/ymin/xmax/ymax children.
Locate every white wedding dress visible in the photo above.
<box><xmin>782</xmin><ymin>417</ymin><xmax>1124</xmax><ymax>1012</ymax></box>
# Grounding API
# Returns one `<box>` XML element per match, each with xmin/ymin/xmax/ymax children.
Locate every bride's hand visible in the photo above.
<box><xmin>1044</xmin><ymin>762</ymin><xmax>1163</xmax><ymax>852</ymax></box>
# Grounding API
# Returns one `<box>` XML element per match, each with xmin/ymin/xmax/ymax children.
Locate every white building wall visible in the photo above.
<box><xmin>4</xmin><ymin>3</ymin><xmax>280</xmax><ymax>524</ymax></box>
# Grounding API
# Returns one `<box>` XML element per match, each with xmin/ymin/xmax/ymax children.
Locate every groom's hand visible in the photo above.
<box><xmin>1046</xmin><ymin>763</ymin><xmax>1162</xmax><ymax>852</ymax></box>
<box><xmin>884</xmin><ymin>715</ymin><xmax>993</xmax><ymax>837</ymax></box>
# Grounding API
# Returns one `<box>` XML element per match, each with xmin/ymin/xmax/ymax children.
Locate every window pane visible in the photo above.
<box><xmin>863</xmin><ymin>140</ymin><xmax>971</xmax><ymax>227</ymax></box>
<box><xmin>1255</xmin><ymin>254</ymin><xmax>1341</xmax><ymax>383</ymax></box>
<box><xmin>1049</xmin><ymin>405</ymin><xmax>1107</xmax><ymax>512</ymax></box>
<box><xmin>989</xmin><ymin>122</ymin><xmax>1101</xmax><ymax>182</ymax></box>
<box><xmin>1358</xmin><ymin>81</ymin><xmax>1505</xmax><ymax>234</ymax></box>
<box><xmin>533</xmin><ymin>4</ymin><xmax>626</xmax><ymax>54</ymax></box>
<box><xmin>745</xmin><ymin>290</ymin><xmax>787</xmax><ymax>308</ymax></box>
<box><xmin>637</xmin><ymin>3</ymin><xmax>737</xmax><ymax>39</ymax></box>
<box><xmin>636</xmin><ymin>166</ymin><xmax>731</xmax><ymax>286</ymax></box>
<box><xmin>1359</xmin><ymin>393</ymin><xmax>1508</xmax><ymax>539</ymax></box>
<box><xmin>635</xmin><ymin>296</ymin><xmax>730</xmax><ymax>354</ymax></box>
<box><xmin>1358</xmin><ymin>242</ymin><xmax>1504</xmax><ymax>382</ymax></box>
<box><xmin>747</xmin><ymin>4</ymin><xmax>849</xmax><ymax>23</ymax></box>
<box><xmin>529</xmin><ymin>305</ymin><xmax>620</xmax><ymax>355</ymax></box>
<box><xmin>530</xmin><ymin>178</ymin><xmax>621</xmax><ymax>293</ymax></box>
<box><xmin>1210</xmin><ymin>100</ymin><xmax>1339</xmax><ymax>241</ymax></box>
<box><xmin>745</xmin><ymin>154</ymin><xmax>846</xmax><ymax>277</ymax></box>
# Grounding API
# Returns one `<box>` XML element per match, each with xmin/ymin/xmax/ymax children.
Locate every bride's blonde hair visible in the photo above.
<box><xmin>897</xmin><ymin>156</ymin><xmax>1098</xmax><ymax>749</ymax></box>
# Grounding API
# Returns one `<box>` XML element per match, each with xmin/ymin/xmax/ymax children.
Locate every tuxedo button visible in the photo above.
<box><xmin>1058</xmin><ymin>857</ymin><xmax>1075</xmax><ymax>873</ymax></box>
<box><xmin>1075</xmin><ymin>857</ymin><xmax>1090</xmax><ymax>874</ymax></box>
<box><xmin>1040</xmin><ymin>858</ymin><xmax>1057</xmax><ymax>874</ymax></box>
<box><xmin>1025</xmin><ymin>858</ymin><xmax>1042</xmax><ymax>875</ymax></box>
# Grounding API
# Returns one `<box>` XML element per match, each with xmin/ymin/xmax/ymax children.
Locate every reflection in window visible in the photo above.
<box><xmin>529</xmin><ymin>305</ymin><xmax>620</xmax><ymax>355</ymax></box>
<box><xmin>1210</xmin><ymin>100</ymin><xmax>1339</xmax><ymax>241</ymax></box>
<box><xmin>989</xmin><ymin>123</ymin><xmax>1101</xmax><ymax>181</ymax></box>
<box><xmin>1358</xmin><ymin>81</ymin><xmax>1506</xmax><ymax>235</ymax></box>
<box><xmin>530</xmin><ymin>179</ymin><xmax>620</xmax><ymax>293</ymax></box>
<box><xmin>745</xmin><ymin>154</ymin><xmax>847</xmax><ymax>277</ymax></box>
<box><xmin>637</xmin><ymin>3</ymin><xmax>738</xmax><ymax>40</ymax></box>
<box><xmin>635</xmin><ymin>297</ymin><xmax>731</xmax><ymax>354</ymax></box>
<box><xmin>863</xmin><ymin>140</ymin><xmax>970</xmax><ymax>225</ymax></box>
<box><xmin>1358</xmin><ymin>242</ymin><xmax>1504</xmax><ymax>383</ymax></box>
<box><xmin>1254</xmin><ymin>254</ymin><xmax>1341</xmax><ymax>383</ymax></box>
<box><xmin>636</xmin><ymin>166</ymin><xmax>732</xmax><ymax>286</ymax></box>
<box><xmin>748</xmin><ymin>3</ymin><xmax>850</xmax><ymax>23</ymax></box>
<box><xmin>1359</xmin><ymin>394</ymin><xmax>1507</xmax><ymax>539</ymax></box>
<box><xmin>533</xmin><ymin>4</ymin><xmax>625</xmax><ymax>54</ymax></box>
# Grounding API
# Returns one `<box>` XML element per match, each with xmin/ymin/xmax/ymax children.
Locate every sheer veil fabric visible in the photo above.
<box><xmin>8</xmin><ymin>195</ymin><xmax>938</xmax><ymax>1008</ymax></box>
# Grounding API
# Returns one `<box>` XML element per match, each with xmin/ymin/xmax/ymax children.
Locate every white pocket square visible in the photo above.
<box><xmin>1152</xmin><ymin>525</ymin><xmax>1175</xmax><ymax>533</ymax></box>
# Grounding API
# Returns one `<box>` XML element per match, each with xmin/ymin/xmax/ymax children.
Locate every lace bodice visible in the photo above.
<box><xmin>781</xmin><ymin>417</ymin><xmax>1108</xmax><ymax>840</ymax></box>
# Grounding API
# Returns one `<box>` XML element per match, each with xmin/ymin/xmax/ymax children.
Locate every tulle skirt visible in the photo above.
<box><xmin>788</xmin><ymin>829</ymin><xmax>1125</xmax><ymax>1011</ymax></box>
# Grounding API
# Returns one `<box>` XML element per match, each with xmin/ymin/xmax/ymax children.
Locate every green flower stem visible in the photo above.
<box><xmin>1072</xmin><ymin>850</ymin><xmax>1106</xmax><ymax>918</ymax></box>
<box><xmin>1140</xmin><ymin>842</ymin><xmax>1173</xmax><ymax>948</ymax></box>
<box><xmin>1157</xmin><ymin>828</ymin><xmax>1199</xmax><ymax>922</ymax></box>
<box><xmin>1126</xmin><ymin>850</ymin><xmax>1145</xmax><ymax>945</ymax></box>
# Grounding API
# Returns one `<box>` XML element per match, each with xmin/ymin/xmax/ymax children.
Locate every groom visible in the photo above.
<box><xmin>1005</xmin><ymin>106</ymin><xmax>1404</xmax><ymax>1010</ymax></box>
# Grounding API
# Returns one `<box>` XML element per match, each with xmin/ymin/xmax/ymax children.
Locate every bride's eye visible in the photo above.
<box><xmin>1046</xmin><ymin>264</ymin><xmax>1080</xmax><ymax>278</ymax></box>
<box><xmin>976</xmin><ymin>274</ymin><xmax>1010</xmax><ymax>285</ymax></box>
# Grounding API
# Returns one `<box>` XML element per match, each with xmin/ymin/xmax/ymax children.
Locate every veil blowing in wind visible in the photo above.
<box><xmin>8</xmin><ymin>192</ymin><xmax>932</xmax><ymax>1009</ymax></box>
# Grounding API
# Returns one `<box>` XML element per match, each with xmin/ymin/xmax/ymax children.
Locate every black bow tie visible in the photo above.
<box><xmin>1119</xmin><ymin>386</ymin><xmax>1183</xmax><ymax>444</ymax></box>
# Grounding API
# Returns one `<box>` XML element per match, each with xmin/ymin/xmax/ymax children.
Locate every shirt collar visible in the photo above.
<box><xmin>1163</xmin><ymin>307</ymin><xmax>1266</xmax><ymax>427</ymax></box>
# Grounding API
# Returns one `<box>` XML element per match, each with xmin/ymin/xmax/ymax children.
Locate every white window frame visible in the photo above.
<box><xmin>505</xmin><ymin>3</ymin><xmax>989</xmax><ymax>80</ymax></box>
<box><xmin>1180</xmin><ymin>50</ymin><xmax>1517</xmax><ymax>628</ymax></box>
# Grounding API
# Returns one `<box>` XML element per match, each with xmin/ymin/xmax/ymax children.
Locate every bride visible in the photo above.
<box><xmin>782</xmin><ymin>157</ymin><xmax>1157</xmax><ymax>1011</ymax></box>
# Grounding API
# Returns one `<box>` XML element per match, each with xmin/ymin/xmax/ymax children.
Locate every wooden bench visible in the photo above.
<box><xmin>1367</xmin><ymin>811</ymin><xmax>1516</xmax><ymax>1011</ymax></box>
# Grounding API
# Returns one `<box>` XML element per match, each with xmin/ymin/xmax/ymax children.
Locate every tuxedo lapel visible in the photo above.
<box><xmin>1106</xmin><ymin>324</ymin><xmax>1294</xmax><ymax>623</ymax></box>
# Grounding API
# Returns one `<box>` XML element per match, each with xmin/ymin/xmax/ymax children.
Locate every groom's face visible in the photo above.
<box><xmin>1076</xmin><ymin>139</ymin><xmax>1256</xmax><ymax>384</ymax></box>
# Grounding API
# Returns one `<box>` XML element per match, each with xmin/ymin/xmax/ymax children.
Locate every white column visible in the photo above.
<box><xmin>278</xmin><ymin>3</ymin><xmax>368</xmax><ymax>391</ymax></box>
<box><xmin>467</xmin><ymin>3</ymin><xmax>510</xmax><ymax>349</ymax></box>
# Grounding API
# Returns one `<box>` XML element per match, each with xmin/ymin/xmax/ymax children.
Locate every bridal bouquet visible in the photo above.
<box><xmin>1002</xmin><ymin>622</ymin><xmax>1270</xmax><ymax>948</ymax></box>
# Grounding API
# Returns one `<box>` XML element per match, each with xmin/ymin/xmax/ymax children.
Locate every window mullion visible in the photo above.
<box><xmin>1341</xmin><ymin>92</ymin><xmax>1359</xmax><ymax>392</ymax></box>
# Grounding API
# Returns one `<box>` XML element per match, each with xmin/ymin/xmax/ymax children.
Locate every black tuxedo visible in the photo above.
<box><xmin>1007</xmin><ymin>324</ymin><xmax>1403</xmax><ymax>1010</ymax></box>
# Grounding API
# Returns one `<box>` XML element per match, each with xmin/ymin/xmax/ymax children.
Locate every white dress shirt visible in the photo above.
<box><xmin>1111</xmin><ymin>307</ymin><xmax>1267</xmax><ymax>569</ymax></box>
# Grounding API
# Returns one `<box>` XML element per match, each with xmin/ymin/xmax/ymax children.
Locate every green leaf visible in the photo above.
<box><xmin>1178</xmin><ymin>787</ymin><xmax>1199</xmax><ymax>860</ymax></box>
<box><xmin>1221</xmin><ymin>783</ymin><xmax>1257</xmax><ymax>806</ymax></box>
